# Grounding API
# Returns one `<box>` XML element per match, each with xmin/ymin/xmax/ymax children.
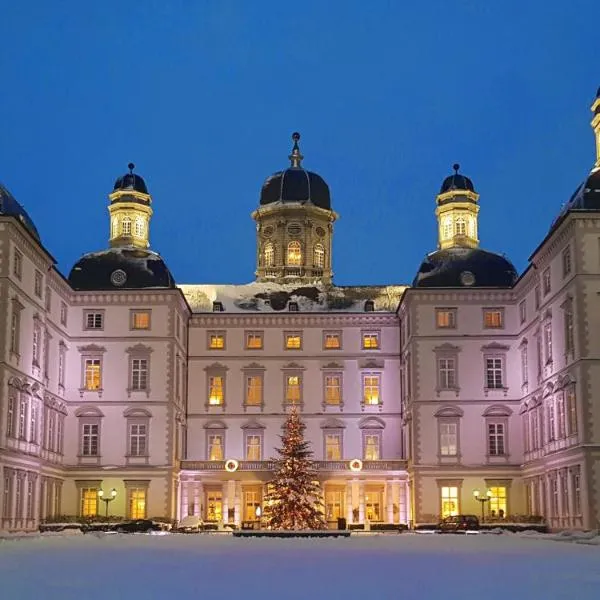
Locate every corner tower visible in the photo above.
<box><xmin>436</xmin><ymin>164</ymin><xmax>480</xmax><ymax>250</ymax></box>
<box><xmin>252</xmin><ymin>133</ymin><xmax>338</xmax><ymax>285</ymax></box>
<box><xmin>108</xmin><ymin>163</ymin><xmax>153</xmax><ymax>248</ymax></box>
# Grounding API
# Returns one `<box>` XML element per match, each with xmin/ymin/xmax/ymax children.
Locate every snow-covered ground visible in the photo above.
<box><xmin>1</xmin><ymin>532</ymin><xmax>599</xmax><ymax>599</ymax></box>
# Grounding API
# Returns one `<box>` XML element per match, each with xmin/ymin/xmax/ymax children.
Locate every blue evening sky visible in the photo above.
<box><xmin>0</xmin><ymin>1</ymin><xmax>598</xmax><ymax>285</ymax></box>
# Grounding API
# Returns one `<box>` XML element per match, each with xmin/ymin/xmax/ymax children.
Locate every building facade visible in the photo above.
<box><xmin>1</xmin><ymin>91</ymin><xmax>600</xmax><ymax>531</ymax></box>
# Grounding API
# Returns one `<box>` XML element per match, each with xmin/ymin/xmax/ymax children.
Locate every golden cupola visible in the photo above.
<box><xmin>108</xmin><ymin>163</ymin><xmax>153</xmax><ymax>249</ymax></box>
<box><xmin>435</xmin><ymin>163</ymin><xmax>480</xmax><ymax>250</ymax></box>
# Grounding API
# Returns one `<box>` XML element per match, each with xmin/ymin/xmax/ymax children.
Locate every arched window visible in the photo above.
<box><xmin>455</xmin><ymin>217</ymin><xmax>466</xmax><ymax>236</ymax></box>
<box><xmin>313</xmin><ymin>244</ymin><xmax>325</xmax><ymax>268</ymax></box>
<box><xmin>134</xmin><ymin>217</ymin><xmax>145</xmax><ymax>238</ymax></box>
<box><xmin>287</xmin><ymin>241</ymin><xmax>302</xmax><ymax>266</ymax></box>
<box><xmin>122</xmin><ymin>217</ymin><xmax>132</xmax><ymax>236</ymax></box>
<box><xmin>111</xmin><ymin>218</ymin><xmax>119</xmax><ymax>238</ymax></box>
<box><xmin>264</xmin><ymin>243</ymin><xmax>274</xmax><ymax>267</ymax></box>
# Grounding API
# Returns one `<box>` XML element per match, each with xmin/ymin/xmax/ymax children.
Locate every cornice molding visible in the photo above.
<box><xmin>531</xmin><ymin>217</ymin><xmax>576</xmax><ymax>267</ymax></box>
<box><xmin>189</xmin><ymin>313</ymin><xmax>398</xmax><ymax>328</ymax></box>
<box><xmin>70</xmin><ymin>290</ymin><xmax>182</xmax><ymax>305</ymax></box>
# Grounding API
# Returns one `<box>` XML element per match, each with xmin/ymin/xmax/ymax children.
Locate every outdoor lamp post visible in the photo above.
<box><xmin>473</xmin><ymin>489</ymin><xmax>492</xmax><ymax>522</ymax></box>
<box><xmin>98</xmin><ymin>488</ymin><xmax>117</xmax><ymax>518</ymax></box>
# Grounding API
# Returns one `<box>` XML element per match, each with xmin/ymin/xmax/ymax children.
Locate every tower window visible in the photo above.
<box><xmin>134</xmin><ymin>217</ymin><xmax>145</xmax><ymax>238</ymax></box>
<box><xmin>212</xmin><ymin>301</ymin><xmax>224</xmax><ymax>312</ymax></box>
<box><xmin>264</xmin><ymin>243</ymin><xmax>275</xmax><ymax>267</ymax></box>
<box><xmin>442</xmin><ymin>217</ymin><xmax>453</xmax><ymax>240</ymax></box>
<box><xmin>122</xmin><ymin>217</ymin><xmax>132</xmax><ymax>235</ymax></box>
<box><xmin>364</xmin><ymin>300</ymin><xmax>375</xmax><ymax>312</ymax></box>
<box><xmin>287</xmin><ymin>241</ymin><xmax>302</xmax><ymax>266</ymax></box>
<box><xmin>313</xmin><ymin>244</ymin><xmax>325</xmax><ymax>268</ymax></box>
<box><xmin>455</xmin><ymin>217</ymin><xmax>466</xmax><ymax>236</ymax></box>
<box><xmin>111</xmin><ymin>218</ymin><xmax>119</xmax><ymax>238</ymax></box>
<box><xmin>288</xmin><ymin>302</ymin><xmax>299</xmax><ymax>312</ymax></box>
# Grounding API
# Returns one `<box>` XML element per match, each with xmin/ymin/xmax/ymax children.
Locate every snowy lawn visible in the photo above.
<box><xmin>1</xmin><ymin>532</ymin><xmax>599</xmax><ymax>600</ymax></box>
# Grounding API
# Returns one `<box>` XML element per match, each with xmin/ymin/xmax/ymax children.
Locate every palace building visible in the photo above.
<box><xmin>1</xmin><ymin>89</ymin><xmax>600</xmax><ymax>532</ymax></box>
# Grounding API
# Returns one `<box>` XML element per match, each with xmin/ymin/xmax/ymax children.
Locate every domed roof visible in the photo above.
<box><xmin>440</xmin><ymin>164</ymin><xmax>475</xmax><ymax>194</ymax></box>
<box><xmin>0</xmin><ymin>183</ymin><xmax>40</xmax><ymax>241</ymax></box>
<box><xmin>551</xmin><ymin>169</ymin><xmax>600</xmax><ymax>231</ymax></box>
<box><xmin>413</xmin><ymin>247</ymin><xmax>518</xmax><ymax>288</ymax></box>
<box><xmin>113</xmin><ymin>163</ymin><xmax>148</xmax><ymax>195</ymax></box>
<box><xmin>68</xmin><ymin>247</ymin><xmax>175</xmax><ymax>291</ymax></box>
<box><xmin>259</xmin><ymin>133</ymin><xmax>331</xmax><ymax>210</ymax></box>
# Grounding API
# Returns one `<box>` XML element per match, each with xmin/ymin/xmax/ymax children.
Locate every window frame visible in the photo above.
<box><xmin>362</xmin><ymin>429</ymin><xmax>382</xmax><ymax>460</ymax></box>
<box><xmin>207</xmin><ymin>330</ymin><xmax>226</xmax><ymax>350</ymax></box>
<box><xmin>60</xmin><ymin>302</ymin><xmax>68</xmax><ymax>327</ymax></box>
<box><xmin>361</xmin><ymin>372</ymin><xmax>382</xmax><ymax>407</ymax></box>
<box><xmin>245</xmin><ymin>330</ymin><xmax>264</xmax><ymax>350</ymax></box>
<box><xmin>519</xmin><ymin>300</ymin><xmax>526</xmax><ymax>324</ymax></box>
<box><xmin>243</xmin><ymin>371</ymin><xmax>264</xmax><ymax>409</ymax></box>
<box><xmin>13</xmin><ymin>249</ymin><xmax>23</xmax><ymax>280</ymax></box>
<box><xmin>83</xmin><ymin>310</ymin><xmax>105</xmax><ymax>331</ymax></box>
<box><xmin>323</xmin><ymin>372</ymin><xmax>343</xmax><ymax>408</ymax></box>
<box><xmin>206</xmin><ymin>430</ymin><xmax>225</xmax><ymax>461</ymax></box>
<box><xmin>283</xmin><ymin>371</ymin><xmax>303</xmax><ymax>407</ymax></box>
<box><xmin>562</xmin><ymin>246</ymin><xmax>572</xmax><ymax>277</ymax></box>
<box><xmin>79</xmin><ymin>420</ymin><xmax>101</xmax><ymax>458</ymax></box>
<box><xmin>361</xmin><ymin>330</ymin><xmax>381</xmax><ymax>350</ymax></box>
<box><xmin>34</xmin><ymin>270</ymin><xmax>43</xmax><ymax>298</ymax></box>
<box><xmin>244</xmin><ymin>430</ymin><xmax>264</xmax><ymax>461</ymax></box>
<box><xmin>286</xmin><ymin>240</ymin><xmax>302</xmax><ymax>266</ymax></box>
<box><xmin>323</xmin><ymin>330</ymin><xmax>342</xmax><ymax>350</ymax></box>
<box><xmin>542</xmin><ymin>267</ymin><xmax>551</xmax><ymax>295</ymax></box>
<box><xmin>130</xmin><ymin>309</ymin><xmax>151</xmax><ymax>331</ymax></box>
<box><xmin>284</xmin><ymin>331</ymin><xmax>302</xmax><ymax>351</ymax></box>
<box><xmin>125</xmin><ymin>480</ymin><xmax>150</xmax><ymax>520</ymax></box>
<box><xmin>82</xmin><ymin>356</ymin><xmax>103</xmax><ymax>392</ymax></box>
<box><xmin>483</xmin><ymin>308</ymin><xmax>504</xmax><ymax>329</ymax></box>
<box><xmin>438</xmin><ymin>419</ymin><xmax>459</xmax><ymax>458</ymax></box>
<box><xmin>486</xmin><ymin>420</ymin><xmax>508</xmax><ymax>457</ymax></box>
<box><xmin>323</xmin><ymin>429</ymin><xmax>343</xmax><ymax>461</ymax></box>
<box><xmin>435</xmin><ymin>308</ymin><xmax>457</xmax><ymax>329</ymax></box>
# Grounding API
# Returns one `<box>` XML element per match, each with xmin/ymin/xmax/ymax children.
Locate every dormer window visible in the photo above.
<box><xmin>288</xmin><ymin>302</ymin><xmax>299</xmax><ymax>312</ymax></box>
<box><xmin>364</xmin><ymin>300</ymin><xmax>375</xmax><ymax>312</ymax></box>
<box><xmin>212</xmin><ymin>301</ymin><xmax>224</xmax><ymax>312</ymax></box>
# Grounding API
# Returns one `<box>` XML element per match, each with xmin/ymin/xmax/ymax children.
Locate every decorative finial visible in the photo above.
<box><xmin>289</xmin><ymin>132</ymin><xmax>304</xmax><ymax>168</ymax></box>
<box><xmin>128</xmin><ymin>162</ymin><xmax>135</xmax><ymax>174</ymax></box>
<box><xmin>453</xmin><ymin>163</ymin><xmax>460</xmax><ymax>174</ymax></box>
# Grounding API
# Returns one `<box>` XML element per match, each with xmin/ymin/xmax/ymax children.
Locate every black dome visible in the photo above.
<box><xmin>68</xmin><ymin>247</ymin><xmax>175</xmax><ymax>291</ymax></box>
<box><xmin>551</xmin><ymin>169</ymin><xmax>600</xmax><ymax>231</ymax></box>
<box><xmin>113</xmin><ymin>163</ymin><xmax>149</xmax><ymax>195</ymax></box>
<box><xmin>260</xmin><ymin>168</ymin><xmax>331</xmax><ymax>210</ymax></box>
<box><xmin>440</xmin><ymin>164</ymin><xmax>475</xmax><ymax>194</ymax></box>
<box><xmin>413</xmin><ymin>247</ymin><xmax>518</xmax><ymax>288</ymax></box>
<box><xmin>0</xmin><ymin>183</ymin><xmax>40</xmax><ymax>241</ymax></box>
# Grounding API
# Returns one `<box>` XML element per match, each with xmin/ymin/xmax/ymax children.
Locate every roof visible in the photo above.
<box><xmin>0</xmin><ymin>183</ymin><xmax>41</xmax><ymax>241</ymax></box>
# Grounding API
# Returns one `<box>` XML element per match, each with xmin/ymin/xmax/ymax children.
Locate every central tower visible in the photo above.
<box><xmin>252</xmin><ymin>133</ymin><xmax>338</xmax><ymax>285</ymax></box>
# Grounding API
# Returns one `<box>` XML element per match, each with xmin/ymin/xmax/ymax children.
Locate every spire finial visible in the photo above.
<box><xmin>289</xmin><ymin>132</ymin><xmax>304</xmax><ymax>168</ymax></box>
<box><xmin>128</xmin><ymin>162</ymin><xmax>135</xmax><ymax>174</ymax></box>
<box><xmin>453</xmin><ymin>163</ymin><xmax>460</xmax><ymax>174</ymax></box>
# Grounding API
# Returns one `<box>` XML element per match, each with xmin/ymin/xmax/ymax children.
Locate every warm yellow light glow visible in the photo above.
<box><xmin>364</xmin><ymin>434</ymin><xmax>380</xmax><ymax>460</ymax></box>
<box><xmin>325</xmin><ymin>434</ymin><xmax>341</xmax><ymax>460</ymax></box>
<box><xmin>81</xmin><ymin>489</ymin><xmax>98</xmax><ymax>517</ymax></box>
<box><xmin>484</xmin><ymin>310</ymin><xmax>503</xmax><ymax>328</ymax></box>
<box><xmin>363</xmin><ymin>375</ymin><xmax>380</xmax><ymax>405</ymax></box>
<box><xmin>286</xmin><ymin>375</ymin><xmax>301</xmax><ymax>403</ymax></box>
<box><xmin>84</xmin><ymin>359</ymin><xmax>101</xmax><ymax>390</ymax></box>
<box><xmin>246</xmin><ymin>375</ymin><xmax>262</xmax><ymax>405</ymax></box>
<box><xmin>132</xmin><ymin>311</ymin><xmax>150</xmax><ymax>330</ymax></box>
<box><xmin>208</xmin><ymin>376</ymin><xmax>224</xmax><ymax>405</ymax></box>
<box><xmin>209</xmin><ymin>334</ymin><xmax>225</xmax><ymax>349</ymax></box>
<box><xmin>246</xmin><ymin>332</ymin><xmax>263</xmax><ymax>349</ymax></box>
<box><xmin>130</xmin><ymin>489</ymin><xmax>146</xmax><ymax>519</ymax></box>
<box><xmin>285</xmin><ymin>334</ymin><xmax>301</xmax><ymax>349</ymax></box>
<box><xmin>441</xmin><ymin>486</ymin><xmax>458</xmax><ymax>518</ymax></box>
<box><xmin>324</xmin><ymin>333</ymin><xmax>341</xmax><ymax>349</ymax></box>
<box><xmin>287</xmin><ymin>241</ymin><xmax>302</xmax><ymax>265</ymax></box>
<box><xmin>436</xmin><ymin>310</ymin><xmax>455</xmax><ymax>328</ymax></box>
<box><xmin>208</xmin><ymin>435</ymin><xmax>223</xmax><ymax>460</ymax></box>
<box><xmin>325</xmin><ymin>375</ymin><xmax>341</xmax><ymax>405</ymax></box>
<box><xmin>362</xmin><ymin>333</ymin><xmax>379</xmax><ymax>350</ymax></box>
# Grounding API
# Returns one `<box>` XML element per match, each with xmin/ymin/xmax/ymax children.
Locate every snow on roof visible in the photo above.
<box><xmin>178</xmin><ymin>281</ymin><xmax>408</xmax><ymax>313</ymax></box>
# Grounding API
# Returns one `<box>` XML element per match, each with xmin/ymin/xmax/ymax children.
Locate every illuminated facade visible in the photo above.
<box><xmin>1</xmin><ymin>90</ymin><xmax>600</xmax><ymax>532</ymax></box>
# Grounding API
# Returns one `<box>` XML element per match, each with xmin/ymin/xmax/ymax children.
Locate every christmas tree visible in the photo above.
<box><xmin>263</xmin><ymin>407</ymin><xmax>327</xmax><ymax>530</ymax></box>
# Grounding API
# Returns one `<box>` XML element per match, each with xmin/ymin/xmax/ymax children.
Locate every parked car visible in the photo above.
<box><xmin>176</xmin><ymin>515</ymin><xmax>203</xmax><ymax>533</ymax></box>
<box><xmin>114</xmin><ymin>519</ymin><xmax>162</xmax><ymax>534</ymax></box>
<box><xmin>437</xmin><ymin>515</ymin><xmax>480</xmax><ymax>533</ymax></box>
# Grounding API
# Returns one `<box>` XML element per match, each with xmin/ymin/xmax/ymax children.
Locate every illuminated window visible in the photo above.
<box><xmin>313</xmin><ymin>244</ymin><xmax>325</xmax><ymax>268</ymax></box>
<box><xmin>13</xmin><ymin>249</ymin><xmax>22</xmax><ymax>279</ymax></box>
<box><xmin>208</xmin><ymin>376</ymin><xmax>224</xmax><ymax>405</ymax></box>
<box><xmin>245</xmin><ymin>434</ymin><xmax>262</xmax><ymax>460</ymax></box>
<box><xmin>207</xmin><ymin>434</ymin><xmax>223</xmax><ymax>460</ymax></box>
<box><xmin>84</xmin><ymin>358</ymin><xmax>101</xmax><ymax>390</ymax></box>
<box><xmin>285</xmin><ymin>332</ymin><xmax>302</xmax><ymax>349</ymax></box>
<box><xmin>442</xmin><ymin>217</ymin><xmax>452</xmax><ymax>240</ymax></box>
<box><xmin>439</xmin><ymin>423</ymin><xmax>457</xmax><ymax>456</ymax></box>
<box><xmin>325</xmin><ymin>489</ymin><xmax>344</xmax><ymax>521</ymax></box>
<box><xmin>264</xmin><ymin>242</ymin><xmax>274</xmax><ymax>267</ymax></box>
<box><xmin>323</xmin><ymin>331</ymin><xmax>341</xmax><ymax>349</ymax></box>
<box><xmin>129</xmin><ymin>489</ymin><xmax>146</xmax><ymax>519</ymax></box>
<box><xmin>488</xmin><ymin>486</ymin><xmax>507</xmax><ymax>516</ymax></box>
<box><xmin>85</xmin><ymin>311</ymin><xmax>103</xmax><ymax>330</ymax></box>
<box><xmin>129</xmin><ymin>424</ymin><xmax>147</xmax><ymax>456</ymax></box>
<box><xmin>131</xmin><ymin>310</ymin><xmax>151</xmax><ymax>330</ymax></box>
<box><xmin>436</xmin><ymin>308</ymin><xmax>456</xmax><ymax>328</ymax></box>
<box><xmin>244</xmin><ymin>490</ymin><xmax>260</xmax><ymax>521</ymax></box>
<box><xmin>325</xmin><ymin>433</ymin><xmax>342</xmax><ymax>460</ymax></box>
<box><xmin>80</xmin><ymin>488</ymin><xmax>98</xmax><ymax>517</ymax></box>
<box><xmin>440</xmin><ymin>486</ymin><xmax>458</xmax><ymax>518</ymax></box>
<box><xmin>362</xmin><ymin>332</ymin><xmax>380</xmax><ymax>350</ymax></box>
<box><xmin>245</xmin><ymin>375</ymin><xmax>263</xmax><ymax>406</ymax></box>
<box><xmin>364</xmin><ymin>433</ymin><xmax>381</xmax><ymax>460</ymax></box>
<box><xmin>483</xmin><ymin>309</ymin><xmax>503</xmax><ymax>329</ymax></box>
<box><xmin>365</xmin><ymin>487</ymin><xmax>382</xmax><ymax>522</ymax></box>
<box><xmin>245</xmin><ymin>331</ymin><xmax>263</xmax><ymax>349</ymax></box>
<box><xmin>122</xmin><ymin>216</ymin><xmax>132</xmax><ymax>235</ymax></box>
<box><xmin>324</xmin><ymin>374</ymin><xmax>342</xmax><ymax>405</ymax></box>
<box><xmin>543</xmin><ymin>267</ymin><xmax>551</xmax><ymax>295</ymax></box>
<box><xmin>287</xmin><ymin>241</ymin><xmax>302</xmax><ymax>266</ymax></box>
<box><xmin>362</xmin><ymin>374</ymin><xmax>381</xmax><ymax>405</ymax></box>
<box><xmin>81</xmin><ymin>424</ymin><xmax>99</xmax><ymax>456</ymax></box>
<box><xmin>134</xmin><ymin>217</ymin><xmax>145</xmax><ymax>238</ymax></box>
<box><xmin>485</xmin><ymin>357</ymin><xmax>504</xmax><ymax>389</ymax></box>
<box><xmin>208</xmin><ymin>332</ymin><xmax>225</xmax><ymax>349</ymax></box>
<box><xmin>285</xmin><ymin>375</ymin><xmax>301</xmax><ymax>404</ymax></box>
<box><xmin>111</xmin><ymin>217</ymin><xmax>119</xmax><ymax>238</ymax></box>
<box><xmin>455</xmin><ymin>217</ymin><xmax>466</xmax><ymax>236</ymax></box>
<box><xmin>488</xmin><ymin>423</ymin><xmax>505</xmax><ymax>455</ymax></box>
<box><xmin>206</xmin><ymin>490</ymin><xmax>223</xmax><ymax>522</ymax></box>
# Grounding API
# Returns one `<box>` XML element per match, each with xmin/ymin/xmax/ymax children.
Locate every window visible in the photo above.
<box><xmin>13</xmin><ymin>249</ymin><xmax>22</xmax><ymax>279</ymax></box>
<box><xmin>571</xmin><ymin>467</ymin><xmax>581</xmax><ymax>515</ymax></box>
<box><xmin>442</xmin><ymin>217</ymin><xmax>452</xmax><ymax>240</ymax></box>
<box><xmin>207</xmin><ymin>434</ymin><xmax>223</xmax><ymax>460</ymax></box>
<box><xmin>439</xmin><ymin>422</ymin><xmax>458</xmax><ymax>456</ymax></box>
<box><xmin>364</xmin><ymin>300</ymin><xmax>375</xmax><ymax>312</ymax></box>
<box><xmin>436</xmin><ymin>308</ymin><xmax>456</xmax><ymax>329</ymax></box>
<box><xmin>129</xmin><ymin>424</ymin><xmax>147</xmax><ymax>456</ymax></box>
<box><xmin>245</xmin><ymin>331</ymin><xmax>263</xmax><ymax>350</ymax></box>
<box><xmin>30</xmin><ymin>403</ymin><xmax>38</xmax><ymax>444</ymax></box>
<box><xmin>324</xmin><ymin>374</ymin><xmax>342</xmax><ymax>405</ymax></box>
<box><xmin>131</xmin><ymin>358</ymin><xmax>149</xmax><ymax>391</ymax></box>
<box><xmin>287</xmin><ymin>241</ymin><xmax>302</xmax><ymax>266</ymax></box>
<box><xmin>455</xmin><ymin>217</ymin><xmax>466</xmax><ymax>236</ymax></box>
<box><xmin>520</xmin><ymin>344</ymin><xmax>528</xmax><ymax>386</ymax></box>
<box><xmin>134</xmin><ymin>217</ymin><xmax>145</xmax><ymax>238</ymax></box>
<box><xmin>81</xmin><ymin>424</ymin><xmax>99</xmax><ymax>456</ymax></box>
<box><xmin>47</xmin><ymin>412</ymin><xmax>56</xmax><ymax>452</ymax></box>
<box><xmin>556</xmin><ymin>393</ymin><xmax>566</xmax><ymax>439</ymax></box>
<box><xmin>122</xmin><ymin>217</ymin><xmax>132</xmax><ymax>235</ymax></box>
<box><xmin>245</xmin><ymin>375</ymin><xmax>263</xmax><ymax>406</ymax></box>
<box><xmin>440</xmin><ymin>486</ymin><xmax>458</xmax><ymax>518</ymax></box>
<box><xmin>562</xmin><ymin>246</ymin><xmax>572</xmax><ymax>277</ymax></box>
<box><xmin>288</xmin><ymin>302</ymin><xmax>299</xmax><ymax>312</ymax></box>
<box><xmin>131</xmin><ymin>310</ymin><xmax>151</xmax><ymax>330</ymax></box>
<box><xmin>362</xmin><ymin>332</ymin><xmax>380</xmax><ymax>350</ymax></box>
<box><xmin>324</xmin><ymin>433</ymin><xmax>342</xmax><ymax>460</ymax></box>
<box><xmin>6</xmin><ymin>392</ymin><xmax>15</xmax><ymax>437</ymax></box>
<box><xmin>564</xmin><ymin>306</ymin><xmax>574</xmax><ymax>355</ymax></box>
<box><xmin>26</xmin><ymin>478</ymin><xmax>34</xmax><ymax>519</ymax></box>
<box><xmin>437</xmin><ymin>358</ymin><xmax>456</xmax><ymax>389</ymax></box>
<box><xmin>84</xmin><ymin>358</ymin><xmax>101</xmax><ymax>390</ymax></box>
<box><xmin>325</xmin><ymin>489</ymin><xmax>344</xmax><ymax>521</ymax></box>
<box><xmin>208</xmin><ymin>376</ymin><xmax>224</xmax><ymax>406</ymax></box>
<box><xmin>129</xmin><ymin>489</ymin><xmax>146</xmax><ymax>519</ymax></box>
<box><xmin>18</xmin><ymin>397</ymin><xmax>27</xmax><ymax>439</ymax></box>
<box><xmin>543</xmin><ymin>268</ymin><xmax>551</xmax><ymax>295</ymax></box>
<box><xmin>264</xmin><ymin>242</ymin><xmax>274</xmax><ymax>267</ymax></box>
<box><xmin>60</xmin><ymin>302</ymin><xmax>68</xmax><ymax>326</ymax></box>
<box><xmin>285</xmin><ymin>375</ymin><xmax>301</xmax><ymax>404</ymax></box>
<box><xmin>519</xmin><ymin>300</ymin><xmax>526</xmax><ymax>324</ymax></box>
<box><xmin>43</xmin><ymin>329</ymin><xmax>50</xmax><ymax>379</ymax></box>
<box><xmin>284</xmin><ymin>332</ymin><xmax>302</xmax><ymax>349</ymax></box>
<box><xmin>483</xmin><ymin>309</ymin><xmax>503</xmax><ymax>329</ymax></box>
<box><xmin>34</xmin><ymin>271</ymin><xmax>43</xmax><ymax>298</ymax></box>
<box><xmin>32</xmin><ymin>321</ymin><xmax>41</xmax><ymax>366</ymax></box>
<box><xmin>362</xmin><ymin>374</ymin><xmax>381</xmax><ymax>405</ymax></box>
<box><xmin>313</xmin><ymin>244</ymin><xmax>325</xmax><ymax>268</ymax></box>
<box><xmin>534</xmin><ymin>285</ymin><xmax>541</xmax><ymax>310</ymax></box>
<box><xmin>488</xmin><ymin>486</ymin><xmax>507</xmax><ymax>516</ymax></box>
<box><xmin>111</xmin><ymin>217</ymin><xmax>119</xmax><ymax>238</ymax></box>
<box><xmin>485</xmin><ymin>357</ymin><xmax>504</xmax><ymax>389</ymax></box>
<box><xmin>212</xmin><ymin>301</ymin><xmax>224</xmax><ymax>312</ymax></box>
<box><xmin>567</xmin><ymin>387</ymin><xmax>578</xmax><ymax>436</ymax></box>
<box><xmin>488</xmin><ymin>423</ymin><xmax>505</xmax><ymax>455</ymax></box>
<box><xmin>364</xmin><ymin>433</ymin><xmax>381</xmax><ymax>460</ymax></box>
<box><xmin>544</xmin><ymin>321</ymin><xmax>553</xmax><ymax>364</ymax></box>
<box><xmin>85</xmin><ymin>311</ymin><xmax>103</xmax><ymax>330</ymax></box>
<box><xmin>9</xmin><ymin>299</ymin><xmax>23</xmax><ymax>355</ymax></box>
<box><xmin>245</xmin><ymin>434</ymin><xmax>262</xmax><ymax>460</ymax></box>
<box><xmin>206</xmin><ymin>490</ymin><xmax>223</xmax><ymax>522</ymax></box>
<box><xmin>208</xmin><ymin>331</ymin><xmax>225</xmax><ymax>349</ymax></box>
<box><xmin>58</xmin><ymin>343</ymin><xmax>66</xmax><ymax>388</ymax></box>
<box><xmin>81</xmin><ymin>488</ymin><xmax>98</xmax><ymax>517</ymax></box>
<box><xmin>323</xmin><ymin>331</ymin><xmax>341</xmax><ymax>349</ymax></box>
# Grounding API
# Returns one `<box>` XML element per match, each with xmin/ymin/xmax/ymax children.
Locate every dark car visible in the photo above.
<box><xmin>114</xmin><ymin>519</ymin><xmax>162</xmax><ymax>533</ymax></box>
<box><xmin>437</xmin><ymin>514</ymin><xmax>480</xmax><ymax>533</ymax></box>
